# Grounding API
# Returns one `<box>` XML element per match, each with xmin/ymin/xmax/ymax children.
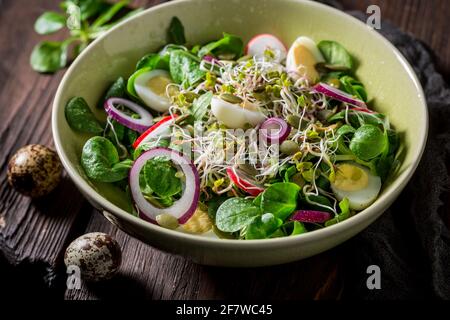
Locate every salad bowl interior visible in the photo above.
<box><xmin>53</xmin><ymin>0</ymin><xmax>427</xmax><ymax>266</ymax></box>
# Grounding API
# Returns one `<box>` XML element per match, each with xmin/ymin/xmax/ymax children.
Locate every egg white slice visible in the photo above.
<box><xmin>286</xmin><ymin>36</ymin><xmax>325</xmax><ymax>83</ymax></box>
<box><xmin>331</xmin><ymin>163</ymin><xmax>382</xmax><ymax>210</ymax></box>
<box><xmin>134</xmin><ymin>69</ymin><xmax>173</xmax><ymax>112</ymax></box>
<box><xmin>211</xmin><ymin>96</ymin><xmax>266</xmax><ymax>129</ymax></box>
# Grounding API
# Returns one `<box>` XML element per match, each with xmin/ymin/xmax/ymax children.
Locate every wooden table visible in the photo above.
<box><xmin>0</xmin><ymin>0</ymin><xmax>449</xmax><ymax>300</ymax></box>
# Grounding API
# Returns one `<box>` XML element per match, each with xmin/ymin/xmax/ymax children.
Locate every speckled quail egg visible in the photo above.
<box><xmin>64</xmin><ymin>232</ymin><xmax>122</xmax><ymax>282</ymax></box>
<box><xmin>7</xmin><ymin>144</ymin><xmax>62</xmax><ymax>198</ymax></box>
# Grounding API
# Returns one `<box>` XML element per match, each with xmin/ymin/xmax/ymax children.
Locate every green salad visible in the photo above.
<box><xmin>66</xmin><ymin>17</ymin><xmax>401</xmax><ymax>240</ymax></box>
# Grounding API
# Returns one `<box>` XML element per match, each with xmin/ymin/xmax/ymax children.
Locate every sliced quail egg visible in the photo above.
<box><xmin>286</xmin><ymin>36</ymin><xmax>325</xmax><ymax>83</ymax></box>
<box><xmin>331</xmin><ymin>162</ymin><xmax>382</xmax><ymax>210</ymax></box>
<box><xmin>211</xmin><ymin>96</ymin><xmax>266</xmax><ymax>129</ymax></box>
<box><xmin>134</xmin><ymin>69</ymin><xmax>173</xmax><ymax>112</ymax></box>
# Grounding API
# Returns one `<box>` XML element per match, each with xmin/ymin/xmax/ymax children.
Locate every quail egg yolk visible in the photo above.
<box><xmin>147</xmin><ymin>76</ymin><xmax>172</xmax><ymax>97</ymax></box>
<box><xmin>334</xmin><ymin>163</ymin><xmax>369</xmax><ymax>192</ymax></box>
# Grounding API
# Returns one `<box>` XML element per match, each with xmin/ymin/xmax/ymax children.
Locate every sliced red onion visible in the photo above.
<box><xmin>104</xmin><ymin>97</ymin><xmax>153</xmax><ymax>133</ymax></box>
<box><xmin>129</xmin><ymin>147</ymin><xmax>200</xmax><ymax>225</ymax></box>
<box><xmin>313</xmin><ymin>82</ymin><xmax>367</xmax><ymax>108</ymax></box>
<box><xmin>259</xmin><ymin>118</ymin><xmax>291</xmax><ymax>143</ymax></box>
<box><xmin>291</xmin><ymin>210</ymin><xmax>331</xmax><ymax>223</ymax></box>
<box><xmin>132</xmin><ymin>115</ymin><xmax>177</xmax><ymax>149</ymax></box>
<box><xmin>227</xmin><ymin>167</ymin><xmax>264</xmax><ymax>197</ymax></box>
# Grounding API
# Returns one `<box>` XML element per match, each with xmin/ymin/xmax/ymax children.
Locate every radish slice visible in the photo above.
<box><xmin>132</xmin><ymin>114</ymin><xmax>177</xmax><ymax>149</ymax></box>
<box><xmin>227</xmin><ymin>167</ymin><xmax>264</xmax><ymax>197</ymax></box>
<box><xmin>259</xmin><ymin>118</ymin><xmax>291</xmax><ymax>143</ymax></box>
<box><xmin>104</xmin><ymin>98</ymin><xmax>153</xmax><ymax>133</ymax></box>
<box><xmin>314</xmin><ymin>82</ymin><xmax>367</xmax><ymax>108</ymax></box>
<box><xmin>246</xmin><ymin>34</ymin><xmax>287</xmax><ymax>62</ymax></box>
<box><xmin>291</xmin><ymin>210</ymin><xmax>331</xmax><ymax>223</ymax></box>
<box><xmin>129</xmin><ymin>147</ymin><xmax>200</xmax><ymax>224</ymax></box>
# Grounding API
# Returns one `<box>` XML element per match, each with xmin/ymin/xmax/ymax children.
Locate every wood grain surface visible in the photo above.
<box><xmin>0</xmin><ymin>0</ymin><xmax>448</xmax><ymax>300</ymax></box>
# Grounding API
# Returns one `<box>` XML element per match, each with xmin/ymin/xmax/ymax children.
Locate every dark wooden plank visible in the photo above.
<box><xmin>65</xmin><ymin>213</ymin><xmax>342</xmax><ymax>300</ymax></box>
<box><xmin>0</xmin><ymin>0</ymin><xmax>94</xmax><ymax>288</ymax></box>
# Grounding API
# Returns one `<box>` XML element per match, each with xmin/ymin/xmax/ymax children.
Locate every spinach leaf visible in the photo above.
<box><xmin>127</xmin><ymin>67</ymin><xmax>151</xmax><ymax>99</ymax></box>
<box><xmin>30</xmin><ymin>41</ymin><xmax>69</xmax><ymax>73</ymax></box>
<box><xmin>143</xmin><ymin>157</ymin><xmax>182</xmax><ymax>198</ymax></box>
<box><xmin>191</xmin><ymin>91</ymin><xmax>213</xmax><ymax>120</ymax></box>
<box><xmin>260</xmin><ymin>182</ymin><xmax>300</xmax><ymax>221</ymax></box>
<box><xmin>136</xmin><ymin>53</ymin><xmax>169</xmax><ymax>71</ymax></box>
<box><xmin>318</xmin><ymin>40</ymin><xmax>353</xmax><ymax>70</ymax></box>
<box><xmin>328</xmin><ymin>110</ymin><xmax>386</xmax><ymax>129</ymax></box>
<box><xmin>169</xmin><ymin>50</ymin><xmax>205</xmax><ymax>87</ymax></box>
<box><xmin>65</xmin><ymin>97</ymin><xmax>103</xmax><ymax>133</ymax></box>
<box><xmin>168</xmin><ymin>16</ymin><xmax>186</xmax><ymax>45</ymax></box>
<box><xmin>301</xmin><ymin>194</ymin><xmax>334</xmax><ymax>213</ymax></box>
<box><xmin>350</xmin><ymin>124</ymin><xmax>387</xmax><ymax>161</ymax></box>
<box><xmin>337</xmin><ymin>124</ymin><xmax>356</xmax><ymax>137</ymax></box>
<box><xmin>216</xmin><ymin>198</ymin><xmax>261</xmax><ymax>233</ymax></box>
<box><xmin>198</xmin><ymin>33</ymin><xmax>244</xmax><ymax>59</ymax></box>
<box><xmin>81</xmin><ymin>136</ymin><xmax>133</xmax><ymax>182</ymax></box>
<box><xmin>340</xmin><ymin>75</ymin><xmax>367</xmax><ymax>102</ymax></box>
<box><xmin>206</xmin><ymin>195</ymin><xmax>228</xmax><ymax>222</ymax></box>
<box><xmin>245</xmin><ymin>213</ymin><xmax>283</xmax><ymax>240</ymax></box>
<box><xmin>34</xmin><ymin>12</ymin><xmax>66</xmax><ymax>35</ymax></box>
<box><xmin>282</xmin><ymin>221</ymin><xmax>308</xmax><ymax>236</ymax></box>
<box><xmin>98</xmin><ymin>77</ymin><xmax>126</xmax><ymax>108</ymax></box>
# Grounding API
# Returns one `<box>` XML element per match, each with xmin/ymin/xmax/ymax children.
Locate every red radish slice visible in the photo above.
<box><xmin>132</xmin><ymin>114</ymin><xmax>177</xmax><ymax>149</ymax></box>
<box><xmin>246</xmin><ymin>34</ymin><xmax>287</xmax><ymax>62</ymax></box>
<box><xmin>290</xmin><ymin>210</ymin><xmax>331</xmax><ymax>223</ymax></box>
<box><xmin>129</xmin><ymin>147</ymin><xmax>200</xmax><ymax>224</ymax></box>
<box><xmin>104</xmin><ymin>98</ymin><xmax>153</xmax><ymax>133</ymax></box>
<box><xmin>227</xmin><ymin>167</ymin><xmax>264</xmax><ymax>197</ymax></box>
<box><xmin>259</xmin><ymin>118</ymin><xmax>291</xmax><ymax>143</ymax></box>
<box><xmin>313</xmin><ymin>82</ymin><xmax>367</xmax><ymax>108</ymax></box>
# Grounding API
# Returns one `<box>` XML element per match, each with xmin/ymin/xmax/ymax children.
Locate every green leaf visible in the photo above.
<box><xmin>142</xmin><ymin>156</ymin><xmax>182</xmax><ymax>198</ymax></box>
<box><xmin>216</xmin><ymin>198</ymin><xmax>261</xmax><ymax>233</ymax></box>
<box><xmin>65</xmin><ymin>97</ymin><xmax>103</xmax><ymax>133</ymax></box>
<box><xmin>191</xmin><ymin>91</ymin><xmax>213</xmax><ymax>121</ymax></box>
<box><xmin>61</xmin><ymin>0</ymin><xmax>105</xmax><ymax>20</ymax></box>
<box><xmin>245</xmin><ymin>213</ymin><xmax>283</xmax><ymax>239</ymax></box>
<box><xmin>350</xmin><ymin>124</ymin><xmax>387</xmax><ymax>161</ymax></box>
<box><xmin>198</xmin><ymin>33</ymin><xmax>244</xmax><ymax>59</ymax></box>
<box><xmin>127</xmin><ymin>67</ymin><xmax>152</xmax><ymax>99</ymax></box>
<box><xmin>30</xmin><ymin>41</ymin><xmax>69</xmax><ymax>73</ymax></box>
<box><xmin>91</xmin><ymin>0</ymin><xmax>129</xmax><ymax>28</ymax></box>
<box><xmin>340</xmin><ymin>75</ymin><xmax>367</xmax><ymax>102</ymax></box>
<box><xmin>168</xmin><ymin>16</ymin><xmax>186</xmax><ymax>45</ymax></box>
<box><xmin>260</xmin><ymin>182</ymin><xmax>301</xmax><ymax>221</ymax></box>
<box><xmin>206</xmin><ymin>195</ymin><xmax>228</xmax><ymax>222</ymax></box>
<box><xmin>291</xmin><ymin>221</ymin><xmax>307</xmax><ymax>235</ymax></box>
<box><xmin>325</xmin><ymin>198</ymin><xmax>350</xmax><ymax>227</ymax></box>
<box><xmin>81</xmin><ymin>136</ymin><xmax>133</xmax><ymax>182</ymax></box>
<box><xmin>336</xmin><ymin>124</ymin><xmax>356</xmax><ymax>136</ymax></box>
<box><xmin>318</xmin><ymin>40</ymin><xmax>353</xmax><ymax>70</ymax></box>
<box><xmin>169</xmin><ymin>50</ymin><xmax>205</xmax><ymax>87</ymax></box>
<box><xmin>98</xmin><ymin>77</ymin><xmax>126</xmax><ymax>108</ymax></box>
<box><xmin>34</xmin><ymin>12</ymin><xmax>66</xmax><ymax>35</ymax></box>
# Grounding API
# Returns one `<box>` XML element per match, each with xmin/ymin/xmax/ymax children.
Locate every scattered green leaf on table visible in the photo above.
<box><xmin>34</xmin><ymin>12</ymin><xmax>66</xmax><ymax>35</ymax></box>
<box><xmin>30</xmin><ymin>41</ymin><xmax>69</xmax><ymax>73</ymax></box>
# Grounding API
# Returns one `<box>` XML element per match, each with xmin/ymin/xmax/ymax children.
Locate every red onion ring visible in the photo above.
<box><xmin>313</xmin><ymin>82</ymin><xmax>367</xmax><ymax>108</ymax></box>
<box><xmin>104</xmin><ymin>97</ymin><xmax>153</xmax><ymax>133</ymax></box>
<box><xmin>129</xmin><ymin>147</ymin><xmax>200</xmax><ymax>225</ymax></box>
<box><xmin>291</xmin><ymin>210</ymin><xmax>331</xmax><ymax>223</ymax></box>
<box><xmin>259</xmin><ymin>118</ymin><xmax>291</xmax><ymax>143</ymax></box>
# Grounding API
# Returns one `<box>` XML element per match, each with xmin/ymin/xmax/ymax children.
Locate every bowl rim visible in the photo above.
<box><xmin>52</xmin><ymin>0</ymin><xmax>428</xmax><ymax>247</ymax></box>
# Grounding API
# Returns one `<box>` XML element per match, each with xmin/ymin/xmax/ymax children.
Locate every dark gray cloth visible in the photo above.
<box><xmin>315</xmin><ymin>3</ymin><xmax>450</xmax><ymax>299</ymax></box>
